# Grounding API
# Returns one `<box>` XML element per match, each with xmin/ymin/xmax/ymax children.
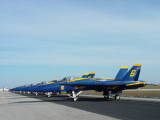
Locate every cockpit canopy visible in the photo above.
<box><xmin>58</xmin><ymin>76</ymin><xmax>79</xmax><ymax>82</ymax></box>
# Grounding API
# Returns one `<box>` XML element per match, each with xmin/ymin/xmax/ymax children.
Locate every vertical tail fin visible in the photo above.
<box><xmin>115</xmin><ymin>66</ymin><xmax>128</xmax><ymax>80</ymax></box>
<box><xmin>82</xmin><ymin>73</ymin><xmax>89</xmax><ymax>78</ymax></box>
<box><xmin>121</xmin><ymin>64</ymin><xmax>142</xmax><ymax>81</ymax></box>
<box><xmin>87</xmin><ymin>72</ymin><xmax>96</xmax><ymax>78</ymax></box>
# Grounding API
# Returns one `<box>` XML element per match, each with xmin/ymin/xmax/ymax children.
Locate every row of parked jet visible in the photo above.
<box><xmin>10</xmin><ymin>64</ymin><xmax>147</xmax><ymax>101</ymax></box>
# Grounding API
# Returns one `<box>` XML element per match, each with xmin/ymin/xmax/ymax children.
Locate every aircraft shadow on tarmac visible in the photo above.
<box><xmin>9</xmin><ymin>100</ymin><xmax>47</xmax><ymax>104</ymax></box>
<box><xmin>8</xmin><ymin>96</ymin><xmax>33</xmax><ymax>99</ymax></box>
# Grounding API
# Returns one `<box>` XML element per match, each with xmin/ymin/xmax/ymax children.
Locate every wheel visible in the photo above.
<box><xmin>115</xmin><ymin>95</ymin><xmax>120</xmax><ymax>100</ymax></box>
<box><xmin>73</xmin><ymin>97</ymin><xmax>78</xmax><ymax>101</ymax></box>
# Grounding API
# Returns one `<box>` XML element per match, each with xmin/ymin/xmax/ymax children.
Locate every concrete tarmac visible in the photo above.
<box><xmin>16</xmin><ymin>92</ymin><xmax>160</xmax><ymax>120</ymax></box>
<box><xmin>0</xmin><ymin>92</ymin><xmax>118</xmax><ymax>120</ymax></box>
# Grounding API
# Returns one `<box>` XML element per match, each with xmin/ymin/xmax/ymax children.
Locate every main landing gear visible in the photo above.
<box><xmin>103</xmin><ymin>91</ymin><xmax>120</xmax><ymax>100</ymax></box>
<box><xmin>68</xmin><ymin>91</ymin><xmax>83</xmax><ymax>101</ymax></box>
<box><xmin>68</xmin><ymin>90</ymin><xmax>120</xmax><ymax>101</ymax></box>
<box><xmin>34</xmin><ymin>92</ymin><xmax>38</xmax><ymax>96</ymax></box>
<box><xmin>45</xmin><ymin>92</ymin><xmax>52</xmax><ymax>98</ymax></box>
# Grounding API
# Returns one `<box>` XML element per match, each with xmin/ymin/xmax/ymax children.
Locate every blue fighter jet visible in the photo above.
<box><xmin>60</xmin><ymin>64</ymin><xmax>146</xmax><ymax>101</ymax></box>
<box><xmin>37</xmin><ymin>66</ymin><xmax>128</xmax><ymax>98</ymax></box>
<box><xmin>30</xmin><ymin>72</ymin><xmax>96</xmax><ymax>97</ymax></box>
<box><xmin>29</xmin><ymin>66</ymin><xmax>128</xmax><ymax>97</ymax></box>
<box><xmin>11</xmin><ymin>64</ymin><xmax>142</xmax><ymax>101</ymax></box>
<box><xmin>10</xmin><ymin>66</ymin><xmax>129</xmax><ymax>98</ymax></box>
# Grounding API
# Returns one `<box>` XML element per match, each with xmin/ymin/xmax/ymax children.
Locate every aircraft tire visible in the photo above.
<box><xmin>115</xmin><ymin>95</ymin><xmax>120</xmax><ymax>100</ymax></box>
<box><xmin>73</xmin><ymin>97</ymin><xmax>78</xmax><ymax>102</ymax></box>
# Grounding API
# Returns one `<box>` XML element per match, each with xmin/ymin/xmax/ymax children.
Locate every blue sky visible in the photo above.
<box><xmin>0</xmin><ymin>0</ymin><xmax>160</xmax><ymax>88</ymax></box>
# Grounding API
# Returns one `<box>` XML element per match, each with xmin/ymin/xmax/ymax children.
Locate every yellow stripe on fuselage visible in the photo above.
<box><xmin>40</xmin><ymin>82</ymin><xmax>56</xmax><ymax>85</ymax></box>
<box><xmin>51</xmin><ymin>79</ymin><xmax>58</xmax><ymax>81</ymax></box>
<box><xmin>126</xmin><ymin>82</ymin><xmax>147</xmax><ymax>86</ymax></box>
<box><xmin>74</xmin><ymin>86</ymin><xmax>85</xmax><ymax>89</ymax></box>
<box><xmin>67</xmin><ymin>78</ymin><xmax>87</xmax><ymax>82</ymax></box>
<box><xmin>58</xmin><ymin>78</ymin><xmax>88</xmax><ymax>83</ymax></box>
<box><xmin>98</xmin><ymin>78</ymin><xmax>114</xmax><ymax>80</ymax></box>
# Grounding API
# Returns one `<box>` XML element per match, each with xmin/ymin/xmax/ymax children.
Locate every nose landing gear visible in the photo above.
<box><xmin>68</xmin><ymin>91</ymin><xmax>83</xmax><ymax>101</ymax></box>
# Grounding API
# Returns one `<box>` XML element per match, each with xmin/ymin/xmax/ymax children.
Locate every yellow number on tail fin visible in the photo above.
<box><xmin>130</xmin><ymin>70</ymin><xmax>136</xmax><ymax>77</ymax></box>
